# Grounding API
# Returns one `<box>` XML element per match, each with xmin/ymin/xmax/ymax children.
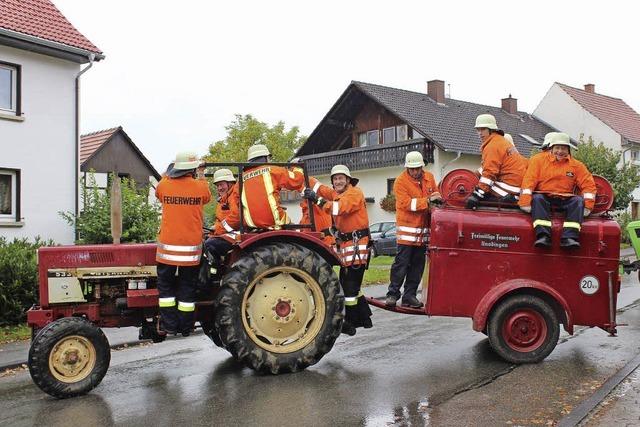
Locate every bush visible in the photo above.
<box><xmin>380</xmin><ymin>193</ymin><xmax>396</xmax><ymax>213</ymax></box>
<box><xmin>60</xmin><ymin>173</ymin><xmax>160</xmax><ymax>244</ymax></box>
<box><xmin>615</xmin><ymin>211</ymin><xmax>633</xmax><ymax>244</ymax></box>
<box><xmin>0</xmin><ymin>237</ymin><xmax>54</xmax><ymax>326</ymax></box>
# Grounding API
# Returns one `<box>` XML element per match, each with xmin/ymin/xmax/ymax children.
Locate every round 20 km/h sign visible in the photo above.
<box><xmin>579</xmin><ymin>275</ymin><xmax>600</xmax><ymax>295</ymax></box>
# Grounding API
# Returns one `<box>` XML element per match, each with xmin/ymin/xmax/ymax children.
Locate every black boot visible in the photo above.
<box><xmin>401</xmin><ymin>295</ymin><xmax>424</xmax><ymax>309</ymax></box>
<box><xmin>341</xmin><ymin>321</ymin><xmax>356</xmax><ymax>336</ymax></box>
<box><xmin>560</xmin><ymin>237</ymin><xmax>580</xmax><ymax>249</ymax></box>
<box><xmin>534</xmin><ymin>235</ymin><xmax>552</xmax><ymax>248</ymax></box>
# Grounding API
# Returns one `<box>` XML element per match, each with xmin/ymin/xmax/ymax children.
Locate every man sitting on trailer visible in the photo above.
<box><xmin>205</xmin><ymin>168</ymin><xmax>238</xmax><ymax>269</ymax></box>
<box><xmin>518</xmin><ymin>132</ymin><xmax>597</xmax><ymax>249</ymax></box>
<box><xmin>466</xmin><ymin>114</ymin><xmax>528</xmax><ymax>209</ymax></box>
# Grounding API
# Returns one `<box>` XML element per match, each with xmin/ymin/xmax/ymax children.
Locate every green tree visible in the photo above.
<box><xmin>573</xmin><ymin>135</ymin><xmax>640</xmax><ymax>210</ymax></box>
<box><xmin>60</xmin><ymin>173</ymin><xmax>160</xmax><ymax>244</ymax></box>
<box><xmin>204</xmin><ymin>114</ymin><xmax>306</xmax><ymax>163</ymax></box>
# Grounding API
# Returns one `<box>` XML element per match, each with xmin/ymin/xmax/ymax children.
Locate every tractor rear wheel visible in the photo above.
<box><xmin>215</xmin><ymin>242</ymin><xmax>343</xmax><ymax>374</ymax></box>
<box><xmin>487</xmin><ymin>294</ymin><xmax>559</xmax><ymax>364</ymax></box>
<box><xmin>28</xmin><ymin>317</ymin><xmax>110</xmax><ymax>398</ymax></box>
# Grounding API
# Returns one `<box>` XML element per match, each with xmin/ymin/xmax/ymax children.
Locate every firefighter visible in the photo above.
<box><xmin>466</xmin><ymin>114</ymin><xmax>528</xmax><ymax>209</ymax></box>
<box><xmin>216</xmin><ymin>144</ymin><xmax>305</xmax><ymax>234</ymax></box>
<box><xmin>385</xmin><ymin>151</ymin><xmax>442</xmax><ymax>308</ymax></box>
<box><xmin>518</xmin><ymin>132</ymin><xmax>597</xmax><ymax>248</ymax></box>
<box><xmin>156</xmin><ymin>151</ymin><xmax>212</xmax><ymax>336</ymax></box>
<box><xmin>304</xmin><ymin>165</ymin><xmax>372</xmax><ymax>336</ymax></box>
<box><xmin>299</xmin><ymin>176</ymin><xmax>335</xmax><ymax>246</ymax></box>
<box><xmin>205</xmin><ymin>168</ymin><xmax>237</xmax><ymax>268</ymax></box>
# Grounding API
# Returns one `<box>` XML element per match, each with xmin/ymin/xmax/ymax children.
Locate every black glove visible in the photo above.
<box><xmin>316</xmin><ymin>197</ymin><xmax>327</xmax><ymax>208</ymax></box>
<box><xmin>303</xmin><ymin>188</ymin><xmax>318</xmax><ymax>203</ymax></box>
<box><xmin>466</xmin><ymin>194</ymin><xmax>480</xmax><ymax>210</ymax></box>
<box><xmin>430</xmin><ymin>197</ymin><xmax>443</xmax><ymax>207</ymax></box>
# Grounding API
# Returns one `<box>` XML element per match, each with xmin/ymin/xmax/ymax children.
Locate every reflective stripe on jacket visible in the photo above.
<box><xmin>323</xmin><ymin>184</ymin><xmax>369</xmax><ymax>266</ymax></box>
<box><xmin>217</xmin><ymin>166</ymin><xmax>305</xmax><ymax>232</ymax></box>
<box><xmin>478</xmin><ymin>133</ymin><xmax>528</xmax><ymax>198</ymax></box>
<box><xmin>156</xmin><ymin>176</ymin><xmax>211</xmax><ymax>266</ymax></box>
<box><xmin>518</xmin><ymin>151</ymin><xmax>597</xmax><ymax>209</ymax></box>
<box><xmin>394</xmin><ymin>169</ymin><xmax>440</xmax><ymax>246</ymax></box>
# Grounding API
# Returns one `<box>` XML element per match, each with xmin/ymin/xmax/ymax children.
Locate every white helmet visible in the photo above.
<box><xmin>330</xmin><ymin>164</ymin><xmax>359</xmax><ymax>186</ymax></box>
<box><xmin>404</xmin><ymin>151</ymin><xmax>425</xmax><ymax>168</ymax></box>
<box><xmin>213</xmin><ymin>168</ymin><xmax>236</xmax><ymax>184</ymax></box>
<box><xmin>541</xmin><ymin>132</ymin><xmax>557</xmax><ymax>150</ymax></box>
<box><xmin>548</xmin><ymin>132</ymin><xmax>576</xmax><ymax>149</ymax></box>
<box><xmin>173</xmin><ymin>151</ymin><xmax>201</xmax><ymax>170</ymax></box>
<box><xmin>247</xmin><ymin>144</ymin><xmax>270</xmax><ymax>161</ymax></box>
<box><xmin>474</xmin><ymin>114</ymin><xmax>498</xmax><ymax>130</ymax></box>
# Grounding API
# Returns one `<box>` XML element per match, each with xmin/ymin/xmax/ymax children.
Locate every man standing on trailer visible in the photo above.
<box><xmin>466</xmin><ymin>114</ymin><xmax>528</xmax><ymax>208</ymax></box>
<box><xmin>518</xmin><ymin>132</ymin><xmax>596</xmax><ymax>248</ymax></box>
<box><xmin>385</xmin><ymin>151</ymin><xmax>442</xmax><ymax>308</ymax></box>
<box><xmin>156</xmin><ymin>151</ymin><xmax>212</xmax><ymax>336</ymax></box>
<box><xmin>304</xmin><ymin>165</ymin><xmax>373</xmax><ymax>335</ymax></box>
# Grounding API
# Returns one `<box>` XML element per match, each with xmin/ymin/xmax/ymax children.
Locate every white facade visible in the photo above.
<box><xmin>0</xmin><ymin>44</ymin><xmax>79</xmax><ymax>244</ymax></box>
<box><xmin>284</xmin><ymin>148</ymin><xmax>482</xmax><ymax>225</ymax></box>
<box><xmin>534</xmin><ymin>83</ymin><xmax>622</xmax><ymax>150</ymax></box>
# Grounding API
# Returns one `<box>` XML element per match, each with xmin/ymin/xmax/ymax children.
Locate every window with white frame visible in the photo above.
<box><xmin>396</xmin><ymin>124</ymin><xmax>408</xmax><ymax>141</ymax></box>
<box><xmin>631</xmin><ymin>150</ymin><xmax>639</xmax><ymax>162</ymax></box>
<box><xmin>367</xmin><ymin>130</ymin><xmax>379</xmax><ymax>146</ymax></box>
<box><xmin>383</xmin><ymin>127</ymin><xmax>396</xmax><ymax>144</ymax></box>
<box><xmin>357</xmin><ymin>132</ymin><xmax>367</xmax><ymax>147</ymax></box>
<box><xmin>0</xmin><ymin>168</ymin><xmax>20</xmax><ymax>222</ymax></box>
<box><xmin>0</xmin><ymin>62</ymin><xmax>20</xmax><ymax>115</ymax></box>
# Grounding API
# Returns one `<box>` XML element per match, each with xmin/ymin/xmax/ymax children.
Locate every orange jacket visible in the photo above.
<box><xmin>394</xmin><ymin>169</ymin><xmax>440</xmax><ymax>246</ymax></box>
<box><xmin>300</xmin><ymin>177</ymin><xmax>335</xmax><ymax>245</ymax></box>
<box><xmin>211</xmin><ymin>185</ymin><xmax>238</xmax><ymax>243</ymax></box>
<box><xmin>217</xmin><ymin>165</ymin><xmax>305</xmax><ymax>232</ymax></box>
<box><xmin>322</xmin><ymin>184</ymin><xmax>369</xmax><ymax>266</ymax></box>
<box><xmin>519</xmin><ymin>151</ymin><xmax>596</xmax><ymax>209</ymax></box>
<box><xmin>156</xmin><ymin>176</ymin><xmax>212</xmax><ymax>266</ymax></box>
<box><xmin>478</xmin><ymin>133</ymin><xmax>528</xmax><ymax>197</ymax></box>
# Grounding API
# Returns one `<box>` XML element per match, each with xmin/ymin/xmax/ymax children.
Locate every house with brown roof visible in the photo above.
<box><xmin>80</xmin><ymin>126</ymin><xmax>161</xmax><ymax>202</ymax></box>
<box><xmin>0</xmin><ymin>0</ymin><xmax>103</xmax><ymax>243</ymax></box>
<box><xmin>534</xmin><ymin>82</ymin><xmax>640</xmax><ymax>215</ymax></box>
<box><xmin>292</xmin><ymin>80</ymin><xmax>556</xmax><ymax>223</ymax></box>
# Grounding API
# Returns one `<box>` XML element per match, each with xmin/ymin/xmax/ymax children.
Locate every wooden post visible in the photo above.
<box><xmin>110</xmin><ymin>173</ymin><xmax>122</xmax><ymax>244</ymax></box>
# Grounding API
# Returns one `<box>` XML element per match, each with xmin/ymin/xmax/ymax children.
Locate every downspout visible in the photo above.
<box><xmin>440</xmin><ymin>151</ymin><xmax>462</xmax><ymax>177</ymax></box>
<box><xmin>75</xmin><ymin>53</ymin><xmax>95</xmax><ymax>240</ymax></box>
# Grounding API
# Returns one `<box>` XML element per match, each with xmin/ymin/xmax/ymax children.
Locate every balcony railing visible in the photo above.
<box><xmin>297</xmin><ymin>138</ymin><xmax>434</xmax><ymax>176</ymax></box>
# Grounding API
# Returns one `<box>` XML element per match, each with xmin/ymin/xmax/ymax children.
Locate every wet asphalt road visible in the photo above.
<box><xmin>2</xmin><ymin>278</ymin><xmax>640</xmax><ymax>427</ymax></box>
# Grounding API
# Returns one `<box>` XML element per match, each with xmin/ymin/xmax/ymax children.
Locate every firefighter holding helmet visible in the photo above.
<box><xmin>304</xmin><ymin>164</ymin><xmax>373</xmax><ymax>335</ymax></box>
<box><xmin>385</xmin><ymin>151</ymin><xmax>442</xmax><ymax>308</ymax></box>
<box><xmin>156</xmin><ymin>151</ymin><xmax>212</xmax><ymax>336</ymax></box>
<box><xmin>216</xmin><ymin>144</ymin><xmax>305</xmax><ymax>234</ymax></box>
<box><xmin>467</xmin><ymin>114</ymin><xmax>527</xmax><ymax>208</ymax></box>
<box><xmin>518</xmin><ymin>132</ymin><xmax>597</xmax><ymax>248</ymax></box>
<box><xmin>205</xmin><ymin>168</ymin><xmax>237</xmax><ymax>267</ymax></box>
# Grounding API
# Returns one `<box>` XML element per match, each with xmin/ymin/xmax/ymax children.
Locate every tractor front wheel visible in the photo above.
<box><xmin>215</xmin><ymin>242</ymin><xmax>343</xmax><ymax>374</ymax></box>
<box><xmin>487</xmin><ymin>295</ymin><xmax>559</xmax><ymax>364</ymax></box>
<box><xmin>28</xmin><ymin>317</ymin><xmax>110</xmax><ymax>398</ymax></box>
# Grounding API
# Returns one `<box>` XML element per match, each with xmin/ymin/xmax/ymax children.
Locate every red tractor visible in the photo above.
<box><xmin>27</xmin><ymin>162</ymin><xmax>344</xmax><ymax>398</ymax></box>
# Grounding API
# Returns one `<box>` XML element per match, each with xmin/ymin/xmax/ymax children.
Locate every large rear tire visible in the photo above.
<box><xmin>215</xmin><ymin>242</ymin><xmax>343</xmax><ymax>374</ymax></box>
<box><xmin>487</xmin><ymin>294</ymin><xmax>559</xmax><ymax>364</ymax></box>
<box><xmin>28</xmin><ymin>317</ymin><xmax>110</xmax><ymax>398</ymax></box>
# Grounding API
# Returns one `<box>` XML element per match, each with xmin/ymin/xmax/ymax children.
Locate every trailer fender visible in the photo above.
<box><xmin>472</xmin><ymin>279</ymin><xmax>574</xmax><ymax>335</ymax></box>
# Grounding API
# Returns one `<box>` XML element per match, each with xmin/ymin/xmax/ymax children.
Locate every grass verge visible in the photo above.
<box><xmin>333</xmin><ymin>256</ymin><xmax>394</xmax><ymax>286</ymax></box>
<box><xmin>0</xmin><ymin>324</ymin><xmax>31</xmax><ymax>344</ymax></box>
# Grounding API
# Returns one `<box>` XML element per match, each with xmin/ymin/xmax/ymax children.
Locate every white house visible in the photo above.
<box><xmin>534</xmin><ymin>82</ymin><xmax>640</xmax><ymax>216</ymax></box>
<box><xmin>290</xmin><ymin>80</ymin><xmax>556</xmax><ymax>224</ymax></box>
<box><xmin>0</xmin><ymin>0</ymin><xmax>103</xmax><ymax>243</ymax></box>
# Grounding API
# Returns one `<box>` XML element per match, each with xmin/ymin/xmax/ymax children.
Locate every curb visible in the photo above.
<box><xmin>0</xmin><ymin>329</ymin><xmax>204</xmax><ymax>372</ymax></box>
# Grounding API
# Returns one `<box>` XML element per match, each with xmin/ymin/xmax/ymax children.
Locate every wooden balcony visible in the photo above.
<box><xmin>297</xmin><ymin>138</ymin><xmax>434</xmax><ymax>176</ymax></box>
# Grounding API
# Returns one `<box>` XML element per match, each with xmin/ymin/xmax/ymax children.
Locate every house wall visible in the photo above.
<box><xmin>534</xmin><ymin>83</ymin><xmax>622</xmax><ymax>150</ymax></box>
<box><xmin>350</xmin><ymin>102</ymin><xmax>404</xmax><ymax>147</ymax></box>
<box><xmin>0</xmin><ymin>45</ymin><xmax>79</xmax><ymax>244</ymax></box>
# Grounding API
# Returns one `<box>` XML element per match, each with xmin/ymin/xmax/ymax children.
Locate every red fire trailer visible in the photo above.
<box><xmin>368</xmin><ymin>169</ymin><xmax>621</xmax><ymax>363</ymax></box>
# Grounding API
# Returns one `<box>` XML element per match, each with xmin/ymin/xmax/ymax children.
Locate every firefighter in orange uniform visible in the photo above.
<box><xmin>156</xmin><ymin>151</ymin><xmax>211</xmax><ymax>336</ymax></box>
<box><xmin>385</xmin><ymin>151</ymin><xmax>442</xmax><ymax>308</ymax></box>
<box><xmin>304</xmin><ymin>165</ymin><xmax>372</xmax><ymax>335</ymax></box>
<box><xmin>466</xmin><ymin>114</ymin><xmax>527</xmax><ymax>208</ymax></box>
<box><xmin>216</xmin><ymin>144</ymin><xmax>305</xmax><ymax>234</ymax></box>
<box><xmin>205</xmin><ymin>168</ymin><xmax>237</xmax><ymax>267</ymax></box>
<box><xmin>299</xmin><ymin>176</ymin><xmax>335</xmax><ymax>246</ymax></box>
<box><xmin>519</xmin><ymin>132</ymin><xmax>596</xmax><ymax>249</ymax></box>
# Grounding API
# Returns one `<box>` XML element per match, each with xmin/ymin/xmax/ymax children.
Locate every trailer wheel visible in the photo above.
<box><xmin>215</xmin><ymin>242</ymin><xmax>343</xmax><ymax>374</ymax></box>
<box><xmin>28</xmin><ymin>317</ymin><xmax>110</xmax><ymax>398</ymax></box>
<box><xmin>487</xmin><ymin>295</ymin><xmax>559</xmax><ymax>364</ymax></box>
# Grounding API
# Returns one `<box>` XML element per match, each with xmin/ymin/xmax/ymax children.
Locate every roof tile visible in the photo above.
<box><xmin>80</xmin><ymin>127</ymin><xmax>119</xmax><ymax>164</ymax></box>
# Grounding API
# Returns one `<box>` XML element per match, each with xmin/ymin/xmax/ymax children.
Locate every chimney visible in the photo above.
<box><xmin>501</xmin><ymin>94</ymin><xmax>518</xmax><ymax>114</ymax></box>
<box><xmin>427</xmin><ymin>80</ymin><xmax>445</xmax><ymax>104</ymax></box>
<box><xmin>584</xmin><ymin>83</ymin><xmax>595</xmax><ymax>93</ymax></box>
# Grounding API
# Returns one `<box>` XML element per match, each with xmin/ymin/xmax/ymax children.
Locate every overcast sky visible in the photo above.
<box><xmin>54</xmin><ymin>0</ymin><xmax>640</xmax><ymax>172</ymax></box>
